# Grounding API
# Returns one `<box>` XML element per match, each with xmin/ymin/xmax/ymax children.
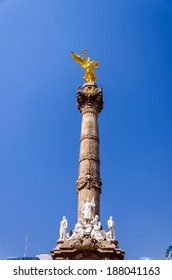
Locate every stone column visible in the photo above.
<box><xmin>76</xmin><ymin>82</ymin><xmax>103</xmax><ymax>221</ymax></box>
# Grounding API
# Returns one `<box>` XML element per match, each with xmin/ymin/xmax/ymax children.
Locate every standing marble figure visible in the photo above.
<box><xmin>59</xmin><ymin>216</ymin><xmax>68</xmax><ymax>241</ymax></box>
<box><xmin>107</xmin><ymin>216</ymin><xmax>115</xmax><ymax>240</ymax></box>
<box><xmin>80</xmin><ymin>197</ymin><xmax>95</xmax><ymax>223</ymax></box>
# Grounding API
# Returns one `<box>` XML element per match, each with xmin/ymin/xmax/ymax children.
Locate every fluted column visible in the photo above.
<box><xmin>76</xmin><ymin>82</ymin><xmax>103</xmax><ymax>221</ymax></box>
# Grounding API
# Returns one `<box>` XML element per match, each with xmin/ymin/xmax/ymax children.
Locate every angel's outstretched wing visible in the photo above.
<box><xmin>92</xmin><ymin>61</ymin><xmax>100</xmax><ymax>68</ymax></box>
<box><xmin>71</xmin><ymin>52</ymin><xmax>86</xmax><ymax>68</ymax></box>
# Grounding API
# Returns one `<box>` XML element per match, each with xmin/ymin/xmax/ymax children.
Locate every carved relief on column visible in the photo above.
<box><xmin>76</xmin><ymin>174</ymin><xmax>102</xmax><ymax>192</ymax></box>
<box><xmin>88</xmin><ymin>119</ymin><xmax>93</xmax><ymax>135</ymax></box>
<box><xmin>89</xmin><ymin>159</ymin><xmax>94</xmax><ymax>175</ymax></box>
<box><xmin>89</xmin><ymin>140</ymin><xmax>95</xmax><ymax>156</ymax></box>
<box><xmin>76</xmin><ymin>139</ymin><xmax>102</xmax><ymax>192</ymax></box>
<box><xmin>79</xmin><ymin>141</ymin><xmax>99</xmax><ymax>162</ymax></box>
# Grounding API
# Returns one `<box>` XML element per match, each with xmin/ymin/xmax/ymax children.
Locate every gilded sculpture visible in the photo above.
<box><xmin>71</xmin><ymin>50</ymin><xmax>100</xmax><ymax>82</ymax></box>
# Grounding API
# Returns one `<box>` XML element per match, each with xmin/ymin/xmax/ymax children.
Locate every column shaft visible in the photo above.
<box><xmin>76</xmin><ymin>83</ymin><xmax>103</xmax><ymax>221</ymax></box>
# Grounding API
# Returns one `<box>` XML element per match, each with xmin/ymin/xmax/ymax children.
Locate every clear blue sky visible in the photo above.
<box><xmin>0</xmin><ymin>0</ymin><xmax>171</xmax><ymax>260</ymax></box>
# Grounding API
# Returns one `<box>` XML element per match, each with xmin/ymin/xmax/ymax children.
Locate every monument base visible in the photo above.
<box><xmin>51</xmin><ymin>237</ymin><xmax>125</xmax><ymax>260</ymax></box>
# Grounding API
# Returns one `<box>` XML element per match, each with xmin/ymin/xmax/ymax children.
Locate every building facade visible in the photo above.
<box><xmin>166</xmin><ymin>246</ymin><xmax>172</xmax><ymax>260</ymax></box>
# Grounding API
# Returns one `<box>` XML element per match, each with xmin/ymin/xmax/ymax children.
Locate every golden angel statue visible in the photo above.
<box><xmin>71</xmin><ymin>50</ymin><xmax>100</xmax><ymax>82</ymax></box>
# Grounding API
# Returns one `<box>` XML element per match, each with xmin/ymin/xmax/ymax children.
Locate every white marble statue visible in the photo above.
<box><xmin>80</xmin><ymin>197</ymin><xmax>95</xmax><ymax>223</ymax></box>
<box><xmin>70</xmin><ymin>219</ymin><xmax>84</xmax><ymax>239</ymax></box>
<box><xmin>91</xmin><ymin>215</ymin><xmax>104</xmax><ymax>241</ymax></box>
<box><xmin>59</xmin><ymin>216</ymin><xmax>68</xmax><ymax>241</ymax></box>
<box><xmin>107</xmin><ymin>216</ymin><xmax>115</xmax><ymax>240</ymax></box>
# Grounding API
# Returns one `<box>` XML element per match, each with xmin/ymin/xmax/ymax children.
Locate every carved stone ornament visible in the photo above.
<box><xmin>76</xmin><ymin>175</ymin><xmax>102</xmax><ymax>191</ymax></box>
<box><xmin>69</xmin><ymin>239</ymin><xmax>82</xmax><ymax>249</ymax></box>
<box><xmin>77</xmin><ymin>85</ymin><xmax>103</xmax><ymax>113</ymax></box>
<box><xmin>73</xmin><ymin>252</ymin><xmax>101</xmax><ymax>260</ymax></box>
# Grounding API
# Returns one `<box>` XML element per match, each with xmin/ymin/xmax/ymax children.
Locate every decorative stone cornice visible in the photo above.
<box><xmin>77</xmin><ymin>83</ymin><xmax>103</xmax><ymax>113</ymax></box>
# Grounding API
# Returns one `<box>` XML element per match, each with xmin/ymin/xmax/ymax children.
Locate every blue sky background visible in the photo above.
<box><xmin>0</xmin><ymin>0</ymin><xmax>171</xmax><ymax>260</ymax></box>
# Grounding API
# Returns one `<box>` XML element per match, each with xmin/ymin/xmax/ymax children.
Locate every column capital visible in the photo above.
<box><xmin>77</xmin><ymin>82</ymin><xmax>103</xmax><ymax>113</ymax></box>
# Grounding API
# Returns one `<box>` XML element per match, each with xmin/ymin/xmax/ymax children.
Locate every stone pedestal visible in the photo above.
<box><xmin>51</xmin><ymin>238</ymin><xmax>125</xmax><ymax>260</ymax></box>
